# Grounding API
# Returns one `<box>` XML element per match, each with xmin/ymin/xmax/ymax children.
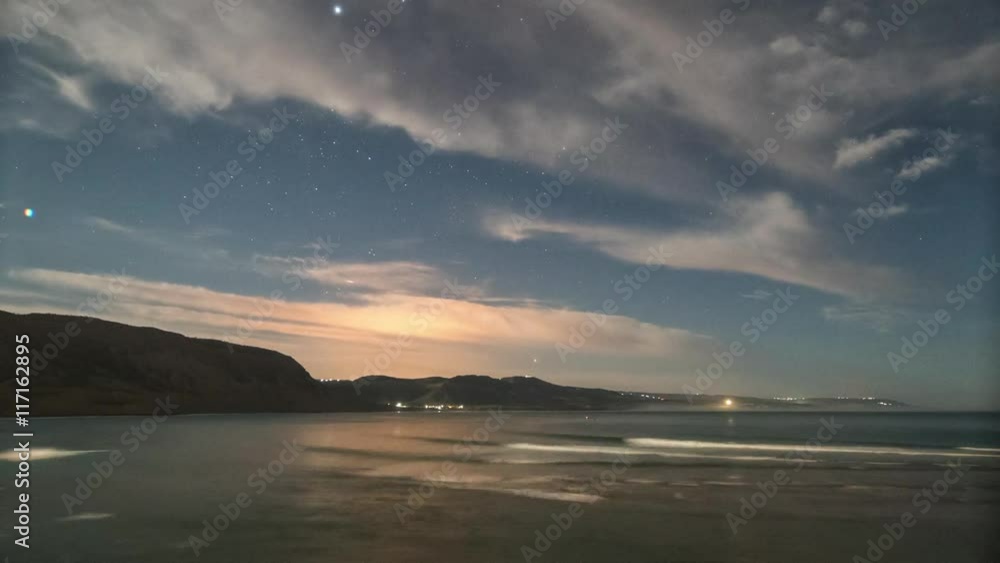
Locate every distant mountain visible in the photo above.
<box><xmin>330</xmin><ymin>374</ymin><xmax>654</xmax><ymax>411</ymax></box>
<box><xmin>644</xmin><ymin>393</ymin><xmax>909</xmax><ymax>410</ymax></box>
<box><xmin>0</xmin><ymin>311</ymin><xmax>375</xmax><ymax>416</ymax></box>
<box><xmin>326</xmin><ymin>375</ymin><xmax>909</xmax><ymax>411</ymax></box>
<box><xmin>0</xmin><ymin>310</ymin><xmax>907</xmax><ymax>416</ymax></box>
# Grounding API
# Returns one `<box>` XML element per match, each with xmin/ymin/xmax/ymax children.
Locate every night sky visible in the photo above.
<box><xmin>0</xmin><ymin>0</ymin><xmax>997</xmax><ymax>408</ymax></box>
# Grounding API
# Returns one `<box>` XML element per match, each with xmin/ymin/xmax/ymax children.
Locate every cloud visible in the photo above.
<box><xmin>2</xmin><ymin>268</ymin><xmax>712</xmax><ymax>379</ymax></box>
<box><xmin>769</xmin><ymin>36</ymin><xmax>804</xmax><ymax>56</ymax></box>
<box><xmin>298</xmin><ymin>261</ymin><xmax>445</xmax><ymax>295</ymax></box>
<box><xmin>4</xmin><ymin>0</ymin><xmax>997</xmax><ymax>201</ymax></box>
<box><xmin>252</xmin><ymin>257</ymin><xmax>485</xmax><ymax>300</ymax></box>
<box><xmin>0</xmin><ymin>59</ymin><xmax>98</xmax><ymax>139</ymax></box>
<box><xmin>896</xmin><ymin>153</ymin><xmax>955</xmax><ymax>180</ymax></box>
<box><xmin>885</xmin><ymin>204</ymin><xmax>909</xmax><ymax>217</ymax></box>
<box><xmin>841</xmin><ymin>20</ymin><xmax>869</xmax><ymax>38</ymax></box>
<box><xmin>24</xmin><ymin>61</ymin><xmax>94</xmax><ymax>111</ymax></box>
<box><xmin>740</xmin><ymin>289</ymin><xmax>774</xmax><ymax>301</ymax></box>
<box><xmin>84</xmin><ymin>216</ymin><xmax>137</xmax><ymax>236</ymax></box>
<box><xmin>849</xmin><ymin>202</ymin><xmax>916</xmax><ymax>226</ymax></box>
<box><xmin>822</xmin><ymin>303</ymin><xmax>902</xmax><ymax>333</ymax></box>
<box><xmin>817</xmin><ymin>0</ymin><xmax>871</xmax><ymax>26</ymax></box>
<box><xmin>484</xmin><ymin>192</ymin><xmax>908</xmax><ymax>301</ymax></box>
<box><xmin>834</xmin><ymin>128</ymin><xmax>919</xmax><ymax>169</ymax></box>
<box><xmin>817</xmin><ymin>5</ymin><xmax>839</xmax><ymax>24</ymax></box>
<box><xmin>83</xmin><ymin>216</ymin><xmax>232</xmax><ymax>265</ymax></box>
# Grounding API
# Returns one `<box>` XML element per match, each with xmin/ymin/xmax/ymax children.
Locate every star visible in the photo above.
<box><xmin>23</xmin><ymin>208</ymin><xmax>34</xmax><ymax>218</ymax></box>
<box><xmin>332</xmin><ymin>4</ymin><xmax>343</xmax><ymax>16</ymax></box>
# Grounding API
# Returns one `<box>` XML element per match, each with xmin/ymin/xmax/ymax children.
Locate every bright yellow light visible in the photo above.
<box><xmin>724</xmin><ymin>398</ymin><xmax>733</xmax><ymax>407</ymax></box>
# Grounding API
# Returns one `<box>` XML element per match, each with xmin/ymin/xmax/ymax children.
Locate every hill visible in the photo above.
<box><xmin>333</xmin><ymin>374</ymin><xmax>653</xmax><ymax>410</ymax></box>
<box><xmin>0</xmin><ymin>310</ymin><xmax>374</xmax><ymax>416</ymax></box>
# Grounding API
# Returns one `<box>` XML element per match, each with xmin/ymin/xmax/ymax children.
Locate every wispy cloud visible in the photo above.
<box><xmin>822</xmin><ymin>303</ymin><xmax>902</xmax><ymax>333</ymax></box>
<box><xmin>253</xmin><ymin>257</ymin><xmax>486</xmax><ymax>300</ymax></box>
<box><xmin>28</xmin><ymin>61</ymin><xmax>94</xmax><ymax>111</ymax></box>
<box><xmin>85</xmin><ymin>216</ymin><xmax>137</xmax><ymax>236</ymax></box>
<box><xmin>896</xmin><ymin>153</ymin><xmax>955</xmax><ymax>180</ymax></box>
<box><xmin>484</xmin><ymin>193</ymin><xmax>908</xmax><ymax>301</ymax></box>
<box><xmin>740</xmin><ymin>289</ymin><xmax>774</xmax><ymax>301</ymax></box>
<box><xmin>834</xmin><ymin>128</ymin><xmax>918</xmax><ymax>169</ymax></box>
<box><xmin>886</xmin><ymin>204</ymin><xmax>909</xmax><ymax>217</ymax></box>
<box><xmin>2</xmin><ymin>268</ymin><xmax>713</xmax><ymax>379</ymax></box>
<box><xmin>83</xmin><ymin>216</ymin><xmax>232</xmax><ymax>264</ymax></box>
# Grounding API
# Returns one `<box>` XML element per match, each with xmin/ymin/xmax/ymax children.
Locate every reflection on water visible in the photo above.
<box><xmin>4</xmin><ymin>411</ymin><xmax>1000</xmax><ymax>562</ymax></box>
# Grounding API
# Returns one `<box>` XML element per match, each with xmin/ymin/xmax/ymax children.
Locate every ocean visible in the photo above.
<box><xmin>4</xmin><ymin>410</ymin><xmax>999</xmax><ymax>562</ymax></box>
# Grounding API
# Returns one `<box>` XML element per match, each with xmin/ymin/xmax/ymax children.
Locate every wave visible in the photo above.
<box><xmin>57</xmin><ymin>512</ymin><xmax>115</xmax><ymax>522</ymax></box>
<box><xmin>626</xmin><ymin>438</ymin><xmax>1000</xmax><ymax>458</ymax></box>
<box><xmin>506</xmin><ymin>443</ymin><xmax>635</xmax><ymax>456</ymax></box>
<box><xmin>0</xmin><ymin>448</ymin><xmax>107</xmax><ymax>462</ymax></box>
<box><xmin>504</xmin><ymin>442</ymin><xmax>815</xmax><ymax>464</ymax></box>
<box><xmin>492</xmin><ymin>488</ymin><xmax>603</xmax><ymax>504</ymax></box>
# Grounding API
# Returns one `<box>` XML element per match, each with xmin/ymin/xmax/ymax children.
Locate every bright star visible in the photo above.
<box><xmin>23</xmin><ymin>208</ymin><xmax>34</xmax><ymax>218</ymax></box>
<box><xmin>332</xmin><ymin>4</ymin><xmax>343</xmax><ymax>15</ymax></box>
